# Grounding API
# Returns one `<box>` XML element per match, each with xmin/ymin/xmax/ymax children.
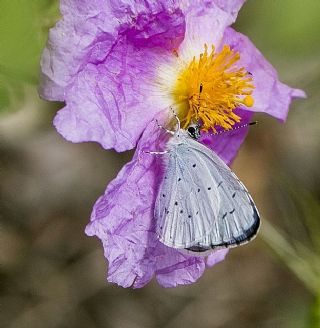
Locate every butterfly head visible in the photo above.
<box><xmin>187</xmin><ymin>124</ymin><xmax>201</xmax><ymax>140</ymax></box>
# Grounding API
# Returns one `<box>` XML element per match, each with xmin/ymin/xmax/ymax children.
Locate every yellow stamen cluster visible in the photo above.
<box><xmin>172</xmin><ymin>44</ymin><xmax>254</xmax><ymax>132</ymax></box>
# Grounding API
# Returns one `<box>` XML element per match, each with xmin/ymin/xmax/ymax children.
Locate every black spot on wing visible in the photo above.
<box><xmin>210</xmin><ymin>202</ymin><xmax>260</xmax><ymax>248</ymax></box>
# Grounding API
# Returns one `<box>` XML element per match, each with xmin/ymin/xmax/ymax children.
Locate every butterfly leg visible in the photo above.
<box><xmin>155</xmin><ymin>119</ymin><xmax>175</xmax><ymax>135</ymax></box>
<box><xmin>143</xmin><ymin>150</ymin><xmax>168</xmax><ymax>155</ymax></box>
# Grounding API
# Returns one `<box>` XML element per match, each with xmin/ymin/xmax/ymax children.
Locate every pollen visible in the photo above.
<box><xmin>172</xmin><ymin>44</ymin><xmax>255</xmax><ymax>132</ymax></box>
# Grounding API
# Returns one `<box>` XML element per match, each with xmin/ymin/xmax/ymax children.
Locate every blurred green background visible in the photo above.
<box><xmin>1</xmin><ymin>1</ymin><xmax>319</xmax><ymax>327</ymax></box>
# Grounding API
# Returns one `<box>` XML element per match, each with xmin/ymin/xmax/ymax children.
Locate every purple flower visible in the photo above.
<box><xmin>40</xmin><ymin>0</ymin><xmax>305</xmax><ymax>288</ymax></box>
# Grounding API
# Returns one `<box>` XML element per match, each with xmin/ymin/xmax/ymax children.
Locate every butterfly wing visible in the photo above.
<box><xmin>155</xmin><ymin>136</ymin><xmax>260</xmax><ymax>251</ymax></box>
<box><xmin>155</xmin><ymin>142</ymin><xmax>220</xmax><ymax>248</ymax></box>
<box><xmin>184</xmin><ymin>137</ymin><xmax>260</xmax><ymax>251</ymax></box>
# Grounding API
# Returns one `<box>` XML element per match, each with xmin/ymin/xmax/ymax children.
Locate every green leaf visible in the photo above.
<box><xmin>261</xmin><ymin>219</ymin><xmax>320</xmax><ymax>295</ymax></box>
<box><xmin>0</xmin><ymin>84</ymin><xmax>10</xmax><ymax>109</ymax></box>
<box><xmin>309</xmin><ymin>293</ymin><xmax>320</xmax><ymax>328</ymax></box>
<box><xmin>0</xmin><ymin>0</ymin><xmax>59</xmax><ymax>112</ymax></box>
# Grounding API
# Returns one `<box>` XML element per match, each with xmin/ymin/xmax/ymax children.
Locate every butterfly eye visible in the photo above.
<box><xmin>187</xmin><ymin>124</ymin><xmax>200</xmax><ymax>139</ymax></box>
<box><xmin>188</xmin><ymin>126</ymin><xmax>195</xmax><ymax>134</ymax></box>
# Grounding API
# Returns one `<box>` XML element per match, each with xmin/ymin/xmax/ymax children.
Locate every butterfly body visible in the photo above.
<box><xmin>154</xmin><ymin>127</ymin><xmax>260</xmax><ymax>255</ymax></box>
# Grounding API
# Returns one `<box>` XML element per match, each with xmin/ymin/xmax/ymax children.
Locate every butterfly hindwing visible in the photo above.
<box><xmin>155</xmin><ymin>135</ymin><xmax>260</xmax><ymax>251</ymax></box>
<box><xmin>184</xmin><ymin>137</ymin><xmax>260</xmax><ymax>250</ymax></box>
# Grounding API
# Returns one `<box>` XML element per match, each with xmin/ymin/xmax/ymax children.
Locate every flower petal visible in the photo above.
<box><xmin>207</xmin><ymin>249</ymin><xmax>229</xmax><ymax>267</ymax></box>
<box><xmin>41</xmin><ymin>1</ymin><xmax>186</xmax><ymax>150</ymax></box>
<box><xmin>40</xmin><ymin>0</ymin><xmax>185</xmax><ymax>102</ymax></box>
<box><xmin>155</xmin><ymin>246</ymin><xmax>205</xmax><ymax>288</ymax></box>
<box><xmin>199</xmin><ymin>107</ymin><xmax>253</xmax><ymax>165</ymax></box>
<box><xmin>54</xmin><ymin>41</ymin><xmax>176</xmax><ymax>151</ymax></box>
<box><xmin>212</xmin><ymin>0</ymin><xmax>246</xmax><ymax>16</ymax></box>
<box><xmin>119</xmin><ymin>5</ymin><xmax>185</xmax><ymax>50</ymax></box>
<box><xmin>221</xmin><ymin>27</ymin><xmax>306</xmax><ymax>121</ymax></box>
<box><xmin>178</xmin><ymin>0</ymin><xmax>245</xmax><ymax>61</ymax></box>
<box><xmin>40</xmin><ymin>1</ymin><xmax>118</xmax><ymax>101</ymax></box>
<box><xmin>99</xmin><ymin>0</ymin><xmax>186</xmax><ymax>50</ymax></box>
<box><xmin>86</xmin><ymin>118</ymin><xmax>218</xmax><ymax>288</ymax></box>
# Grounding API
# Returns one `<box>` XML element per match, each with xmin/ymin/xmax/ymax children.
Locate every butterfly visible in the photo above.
<box><xmin>153</xmin><ymin>113</ymin><xmax>260</xmax><ymax>255</ymax></box>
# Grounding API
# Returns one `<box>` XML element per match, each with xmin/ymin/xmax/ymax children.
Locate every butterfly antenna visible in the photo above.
<box><xmin>210</xmin><ymin>121</ymin><xmax>258</xmax><ymax>136</ymax></box>
<box><xmin>195</xmin><ymin>83</ymin><xmax>203</xmax><ymax>121</ymax></box>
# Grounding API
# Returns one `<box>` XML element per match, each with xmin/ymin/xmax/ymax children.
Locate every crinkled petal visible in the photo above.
<box><xmin>103</xmin><ymin>1</ymin><xmax>186</xmax><ymax>50</ymax></box>
<box><xmin>221</xmin><ymin>27</ymin><xmax>306</xmax><ymax>121</ymax></box>
<box><xmin>65</xmin><ymin>0</ymin><xmax>185</xmax><ymax>50</ymax></box>
<box><xmin>86</xmin><ymin>118</ymin><xmax>217</xmax><ymax>288</ymax></box>
<box><xmin>40</xmin><ymin>0</ymin><xmax>185</xmax><ymax>102</ymax></box>
<box><xmin>60</xmin><ymin>0</ymin><xmax>108</xmax><ymax>16</ymax></box>
<box><xmin>155</xmin><ymin>246</ymin><xmax>205</xmax><ymax>287</ymax></box>
<box><xmin>178</xmin><ymin>0</ymin><xmax>245</xmax><ymax>61</ymax></box>
<box><xmin>85</xmin><ymin>119</ymin><xmax>163</xmax><ymax>288</ymax></box>
<box><xmin>54</xmin><ymin>42</ymin><xmax>176</xmax><ymax>151</ymax></box>
<box><xmin>199</xmin><ymin>107</ymin><xmax>253</xmax><ymax>165</ymax></box>
<box><xmin>40</xmin><ymin>1</ymin><xmax>118</xmax><ymax>101</ymax></box>
<box><xmin>117</xmin><ymin>5</ymin><xmax>185</xmax><ymax>50</ymax></box>
<box><xmin>212</xmin><ymin>0</ymin><xmax>246</xmax><ymax>16</ymax></box>
<box><xmin>41</xmin><ymin>1</ymin><xmax>186</xmax><ymax>150</ymax></box>
<box><xmin>207</xmin><ymin>249</ymin><xmax>229</xmax><ymax>267</ymax></box>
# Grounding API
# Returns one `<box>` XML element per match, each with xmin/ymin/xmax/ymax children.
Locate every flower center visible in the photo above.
<box><xmin>172</xmin><ymin>44</ymin><xmax>254</xmax><ymax>132</ymax></box>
